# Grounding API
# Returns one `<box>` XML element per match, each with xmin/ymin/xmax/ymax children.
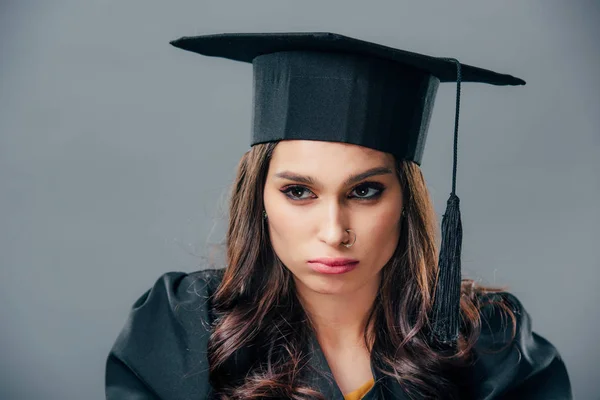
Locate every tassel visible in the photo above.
<box><xmin>431</xmin><ymin>194</ymin><xmax>462</xmax><ymax>345</ymax></box>
<box><xmin>430</xmin><ymin>58</ymin><xmax>463</xmax><ymax>348</ymax></box>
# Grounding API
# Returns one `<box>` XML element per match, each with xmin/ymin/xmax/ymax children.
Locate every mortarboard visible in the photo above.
<box><xmin>169</xmin><ymin>32</ymin><xmax>526</xmax><ymax>349</ymax></box>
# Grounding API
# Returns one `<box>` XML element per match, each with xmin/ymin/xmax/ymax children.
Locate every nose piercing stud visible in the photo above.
<box><xmin>342</xmin><ymin>229</ymin><xmax>356</xmax><ymax>248</ymax></box>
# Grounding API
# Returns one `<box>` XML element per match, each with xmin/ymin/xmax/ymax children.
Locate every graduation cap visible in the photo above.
<box><xmin>169</xmin><ymin>32</ymin><xmax>525</xmax><ymax>348</ymax></box>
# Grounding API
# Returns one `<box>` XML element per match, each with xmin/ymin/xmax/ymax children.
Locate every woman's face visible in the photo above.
<box><xmin>263</xmin><ymin>140</ymin><xmax>403</xmax><ymax>296</ymax></box>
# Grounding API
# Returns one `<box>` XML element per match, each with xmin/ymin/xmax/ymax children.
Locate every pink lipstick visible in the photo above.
<box><xmin>307</xmin><ymin>257</ymin><xmax>359</xmax><ymax>274</ymax></box>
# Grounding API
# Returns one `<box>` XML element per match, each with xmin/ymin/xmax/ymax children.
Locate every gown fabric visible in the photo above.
<box><xmin>105</xmin><ymin>268</ymin><xmax>572</xmax><ymax>399</ymax></box>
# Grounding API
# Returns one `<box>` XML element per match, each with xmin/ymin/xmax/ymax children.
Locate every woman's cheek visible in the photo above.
<box><xmin>363</xmin><ymin>207</ymin><xmax>401</xmax><ymax>239</ymax></box>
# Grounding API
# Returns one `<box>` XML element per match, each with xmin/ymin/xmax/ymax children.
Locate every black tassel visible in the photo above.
<box><xmin>431</xmin><ymin>194</ymin><xmax>462</xmax><ymax>345</ymax></box>
<box><xmin>430</xmin><ymin>58</ymin><xmax>463</xmax><ymax>348</ymax></box>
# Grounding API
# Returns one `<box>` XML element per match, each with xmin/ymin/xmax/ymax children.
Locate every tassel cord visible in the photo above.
<box><xmin>430</xmin><ymin>58</ymin><xmax>463</xmax><ymax>347</ymax></box>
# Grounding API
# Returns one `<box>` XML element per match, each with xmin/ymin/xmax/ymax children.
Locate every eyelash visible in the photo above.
<box><xmin>280</xmin><ymin>182</ymin><xmax>386</xmax><ymax>201</ymax></box>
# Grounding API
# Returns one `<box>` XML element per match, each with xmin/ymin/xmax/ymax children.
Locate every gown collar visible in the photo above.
<box><xmin>306</xmin><ymin>330</ymin><xmax>410</xmax><ymax>400</ymax></box>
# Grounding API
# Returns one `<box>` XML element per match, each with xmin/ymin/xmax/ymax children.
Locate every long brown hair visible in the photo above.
<box><xmin>207</xmin><ymin>142</ymin><xmax>515</xmax><ymax>399</ymax></box>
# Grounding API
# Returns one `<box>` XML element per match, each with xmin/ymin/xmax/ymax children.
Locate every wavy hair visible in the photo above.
<box><xmin>207</xmin><ymin>142</ymin><xmax>515</xmax><ymax>399</ymax></box>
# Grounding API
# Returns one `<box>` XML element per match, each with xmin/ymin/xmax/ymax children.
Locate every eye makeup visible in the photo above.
<box><xmin>280</xmin><ymin>181</ymin><xmax>386</xmax><ymax>202</ymax></box>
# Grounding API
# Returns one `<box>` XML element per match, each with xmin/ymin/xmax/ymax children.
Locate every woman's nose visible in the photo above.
<box><xmin>316</xmin><ymin>201</ymin><xmax>348</xmax><ymax>247</ymax></box>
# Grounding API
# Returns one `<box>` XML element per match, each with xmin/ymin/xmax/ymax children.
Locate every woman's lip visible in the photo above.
<box><xmin>308</xmin><ymin>262</ymin><xmax>358</xmax><ymax>274</ymax></box>
<box><xmin>307</xmin><ymin>258</ymin><xmax>359</xmax><ymax>266</ymax></box>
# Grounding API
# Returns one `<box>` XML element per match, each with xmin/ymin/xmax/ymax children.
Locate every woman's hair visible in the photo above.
<box><xmin>207</xmin><ymin>142</ymin><xmax>516</xmax><ymax>399</ymax></box>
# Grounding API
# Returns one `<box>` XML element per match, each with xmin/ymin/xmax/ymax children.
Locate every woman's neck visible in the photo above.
<box><xmin>294</xmin><ymin>275</ymin><xmax>380</xmax><ymax>351</ymax></box>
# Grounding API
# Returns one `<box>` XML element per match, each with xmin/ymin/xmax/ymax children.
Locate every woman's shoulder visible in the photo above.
<box><xmin>130</xmin><ymin>268</ymin><xmax>225</xmax><ymax>316</ymax></box>
<box><xmin>468</xmin><ymin>290</ymin><xmax>572</xmax><ymax>399</ymax></box>
<box><xmin>105</xmin><ymin>268</ymin><xmax>225</xmax><ymax>400</ymax></box>
<box><xmin>115</xmin><ymin>268</ymin><xmax>225</xmax><ymax>343</ymax></box>
<box><xmin>473</xmin><ymin>290</ymin><xmax>522</xmax><ymax>347</ymax></box>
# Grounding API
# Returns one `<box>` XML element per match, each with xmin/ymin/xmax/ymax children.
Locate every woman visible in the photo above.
<box><xmin>105</xmin><ymin>32</ymin><xmax>571</xmax><ymax>399</ymax></box>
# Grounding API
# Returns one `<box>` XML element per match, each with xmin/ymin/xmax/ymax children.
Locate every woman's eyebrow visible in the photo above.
<box><xmin>274</xmin><ymin>166</ymin><xmax>393</xmax><ymax>186</ymax></box>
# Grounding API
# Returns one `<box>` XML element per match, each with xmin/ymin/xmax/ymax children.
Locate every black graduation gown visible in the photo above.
<box><xmin>105</xmin><ymin>268</ymin><xmax>572</xmax><ymax>399</ymax></box>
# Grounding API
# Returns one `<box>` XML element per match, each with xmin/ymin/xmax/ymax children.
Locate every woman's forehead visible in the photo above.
<box><xmin>266</xmin><ymin>140</ymin><xmax>397</xmax><ymax>187</ymax></box>
<box><xmin>270</xmin><ymin>140</ymin><xmax>394</xmax><ymax>166</ymax></box>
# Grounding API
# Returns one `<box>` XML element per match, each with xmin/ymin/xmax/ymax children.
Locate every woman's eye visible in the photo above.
<box><xmin>282</xmin><ymin>186</ymin><xmax>315</xmax><ymax>200</ymax></box>
<box><xmin>351</xmin><ymin>183</ymin><xmax>384</xmax><ymax>199</ymax></box>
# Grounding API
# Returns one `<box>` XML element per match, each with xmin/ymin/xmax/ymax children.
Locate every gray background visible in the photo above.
<box><xmin>1</xmin><ymin>1</ymin><xmax>598</xmax><ymax>399</ymax></box>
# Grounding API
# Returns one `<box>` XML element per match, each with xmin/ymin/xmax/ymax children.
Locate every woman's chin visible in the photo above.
<box><xmin>295</xmin><ymin>273</ymin><xmax>354</xmax><ymax>296</ymax></box>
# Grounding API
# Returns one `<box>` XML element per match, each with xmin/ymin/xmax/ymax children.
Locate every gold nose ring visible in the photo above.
<box><xmin>342</xmin><ymin>229</ymin><xmax>356</xmax><ymax>248</ymax></box>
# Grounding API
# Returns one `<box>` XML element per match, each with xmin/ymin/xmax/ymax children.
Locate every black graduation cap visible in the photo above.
<box><xmin>169</xmin><ymin>32</ymin><xmax>526</xmax><ymax>348</ymax></box>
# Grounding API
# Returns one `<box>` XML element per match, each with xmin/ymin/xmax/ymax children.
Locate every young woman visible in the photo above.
<box><xmin>105</xmin><ymin>32</ymin><xmax>571</xmax><ymax>399</ymax></box>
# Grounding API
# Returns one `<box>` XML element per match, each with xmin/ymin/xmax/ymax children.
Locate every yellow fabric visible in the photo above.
<box><xmin>342</xmin><ymin>378</ymin><xmax>375</xmax><ymax>400</ymax></box>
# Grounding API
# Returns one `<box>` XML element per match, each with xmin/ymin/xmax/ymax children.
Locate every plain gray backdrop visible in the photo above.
<box><xmin>1</xmin><ymin>1</ymin><xmax>598</xmax><ymax>399</ymax></box>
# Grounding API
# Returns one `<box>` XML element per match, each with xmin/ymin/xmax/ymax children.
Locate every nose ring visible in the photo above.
<box><xmin>342</xmin><ymin>229</ymin><xmax>356</xmax><ymax>248</ymax></box>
